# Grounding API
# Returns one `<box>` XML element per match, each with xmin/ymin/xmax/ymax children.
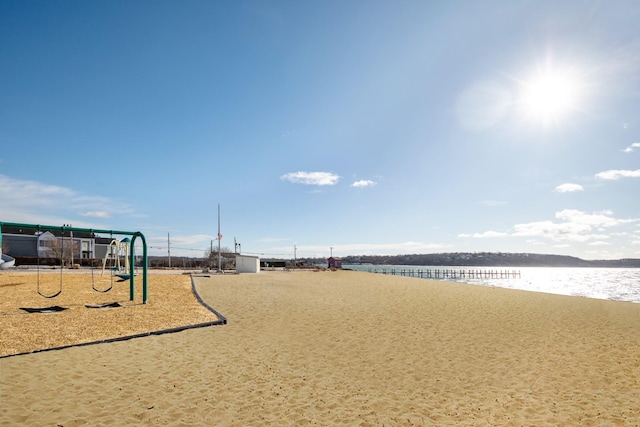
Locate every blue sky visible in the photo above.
<box><xmin>1</xmin><ymin>0</ymin><xmax>639</xmax><ymax>260</ymax></box>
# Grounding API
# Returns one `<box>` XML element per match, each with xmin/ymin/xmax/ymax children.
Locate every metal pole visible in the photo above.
<box><xmin>167</xmin><ymin>233</ymin><xmax>171</xmax><ymax>268</ymax></box>
<box><xmin>217</xmin><ymin>204</ymin><xmax>222</xmax><ymax>273</ymax></box>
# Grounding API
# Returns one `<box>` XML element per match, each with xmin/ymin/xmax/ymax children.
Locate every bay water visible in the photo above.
<box><xmin>345</xmin><ymin>265</ymin><xmax>640</xmax><ymax>303</ymax></box>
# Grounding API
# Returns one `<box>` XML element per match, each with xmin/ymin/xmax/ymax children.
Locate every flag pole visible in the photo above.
<box><xmin>217</xmin><ymin>204</ymin><xmax>222</xmax><ymax>273</ymax></box>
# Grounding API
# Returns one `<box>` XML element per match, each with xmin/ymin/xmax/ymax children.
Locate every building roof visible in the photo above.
<box><xmin>1</xmin><ymin>225</ymin><xmax>95</xmax><ymax>239</ymax></box>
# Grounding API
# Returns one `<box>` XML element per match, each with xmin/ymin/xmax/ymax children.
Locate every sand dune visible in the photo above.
<box><xmin>1</xmin><ymin>270</ymin><xmax>639</xmax><ymax>425</ymax></box>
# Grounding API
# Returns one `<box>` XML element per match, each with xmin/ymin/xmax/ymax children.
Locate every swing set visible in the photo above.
<box><xmin>0</xmin><ymin>222</ymin><xmax>149</xmax><ymax>304</ymax></box>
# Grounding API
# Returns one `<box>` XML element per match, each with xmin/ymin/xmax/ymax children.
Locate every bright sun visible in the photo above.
<box><xmin>520</xmin><ymin>66</ymin><xmax>582</xmax><ymax>124</ymax></box>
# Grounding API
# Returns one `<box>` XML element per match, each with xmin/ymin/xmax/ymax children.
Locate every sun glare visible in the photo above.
<box><xmin>519</xmin><ymin>66</ymin><xmax>582</xmax><ymax>125</ymax></box>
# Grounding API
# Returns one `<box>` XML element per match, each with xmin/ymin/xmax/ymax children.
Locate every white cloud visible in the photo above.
<box><xmin>351</xmin><ymin>180</ymin><xmax>377</xmax><ymax>188</ymax></box>
<box><xmin>595</xmin><ymin>169</ymin><xmax>640</xmax><ymax>180</ymax></box>
<box><xmin>0</xmin><ymin>173</ymin><xmax>133</xmax><ymax>225</ymax></box>
<box><xmin>459</xmin><ymin>209</ymin><xmax>636</xmax><ymax>242</ymax></box>
<box><xmin>512</xmin><ymin>209</ymin><xmax>637</xmax><ymax>242</ymax></box>
<box><xmin>555</xmin><ymin>183</ymin><xmax>584</xmax><ymax>193</ymax></box>
<box><xmin>80</xmin><ymin>211</ymin><xmax>111</xmax><ymax>218</ymax></box>
<box><xmin>280</xmin><ymin>171</ymin><xmax>340</xmax><ymax>186</ymax></box>
<box><xmin>555</xmin><ymin>209</ymin><xmax>633</xmax><ymax>228</ymax></box>
<box><xmin>588</xmin><ymin>241</ymin><xmax>611</xmax><ymax>246</ymax></box>
<box><xmin>623</xmin><ymin>142</ymin><xmax>640</xmax><ymax>153</ymax></box>
<box><xmin>512</xmin><ymin>220</ymin><xmax>595</xmax><ymax>241</ymax></box>
<box><xmin>458</xmin><ymin>231</ymin><xmax>508</xmax><ymax>238</ymax></box>
<box><xmin>0</xmin><ymin>174</ymin><xmax>74</xmax><ymax>209</ymax></box>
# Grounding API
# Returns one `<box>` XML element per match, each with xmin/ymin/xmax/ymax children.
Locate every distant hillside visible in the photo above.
<box><xmin>143</xmin><ymin>252</ymin><xmax>640</xmax><ymax>269</ymax></box>
<box><xmin>334</xmin><ymin>253</ymin><xmax>640</xmax><ymax>268</ymax></box>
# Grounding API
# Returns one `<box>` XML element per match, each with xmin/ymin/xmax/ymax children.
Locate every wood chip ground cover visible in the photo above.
<box><xmin>0</xmin><ymin>270</ymin><xmax>221</xmax><ymax>357</ymax></box>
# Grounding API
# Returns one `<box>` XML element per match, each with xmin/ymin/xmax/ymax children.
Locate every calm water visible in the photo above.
<box><xmin>345</xmin><ymin>265</ymin><xmax>640</xmax><ymax>303</ymax></box>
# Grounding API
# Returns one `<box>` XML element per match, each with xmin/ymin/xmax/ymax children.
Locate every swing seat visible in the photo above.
<box><xmin>20</xmin><ymin>305</ymin><xmax>68</xmax><ymax>313</ymax></box>
<box><xmin>85</xmin><ymin>302</ymin><xmax>122</xmax><ymax>309</ymax></box>
<box><xmin>115</xmin><ymin>273</ymin><xmax>136</xmax><ymax>280</ymax></box>
<box><xmin>38</xmin><ymin>288</ymin><xmax>62</xmax><ymax>299</ymax></box>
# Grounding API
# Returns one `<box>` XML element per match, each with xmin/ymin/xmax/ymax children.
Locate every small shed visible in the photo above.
<box><xmin>327</xmin><ymin>257</ymin><xmax>342</xmax><ymax>269</ymax></box>
<box><xmin>236</xmin><ymin>254</ymin><xmax>260</xmax><ymax>273</ymax></box>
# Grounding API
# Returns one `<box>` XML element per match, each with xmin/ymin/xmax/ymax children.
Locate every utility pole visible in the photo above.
<box><xmin>294</xmin><ymin>244</ymin><xmax>297</xmax><ymax>270</ymax></box>
<box><xmin>69</xmin><ymin>225</ymin><xmax>74</xmax><ymax>266</ymax></box>
<box><xmin>167</xmin><ymin>233</ymin><xmax>171</xmax><ymax>268</ymax></box>
<box><xmin>217</xmin><ymin>204</ymin><xmax>222</xmax><ymax>273</ymax></box>
<box><xmin>330</xmin><ymin>246</ymin><xmax>333</xmax><ymax>258</ymax></box>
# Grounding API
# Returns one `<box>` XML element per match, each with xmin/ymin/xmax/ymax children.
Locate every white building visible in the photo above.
<box><xmin>235</xmin><ymin>254</ymin><xmax>260</xmax><ymax>273</ymax></box>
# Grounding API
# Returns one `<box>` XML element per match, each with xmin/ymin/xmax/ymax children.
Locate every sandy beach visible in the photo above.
<box><xmin>1</xmin><ymin>269</ymin><xmax>640</xmax><ymax>425</ymax></box>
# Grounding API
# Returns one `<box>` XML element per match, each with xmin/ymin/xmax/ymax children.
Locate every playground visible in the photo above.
<box><xmin>0</xmin><ymin>222</ymin><xmax>225</xmax><ymax>358</ymax></box>
<box><xmin>0</xmin><ymin>270</ymin><xmax>223</xmax><ymax>357</ymax></box>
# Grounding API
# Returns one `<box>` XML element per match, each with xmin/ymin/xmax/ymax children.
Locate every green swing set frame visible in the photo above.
<box><xmin>0</xmin><ymin>222</ymin><xmax>149</xmax><ymax>304</ymax></box>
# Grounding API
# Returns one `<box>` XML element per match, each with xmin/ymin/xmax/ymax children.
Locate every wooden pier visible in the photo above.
<box><xmin>366</xmin><ymin>268</ymin><xmax>521</xmax><ymax>280</ymax></box>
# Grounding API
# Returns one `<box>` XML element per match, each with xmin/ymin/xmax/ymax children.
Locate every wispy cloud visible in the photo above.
<box><xmin>458</xmin><ymin>231</ymin><xmax>508</xmax><ymax>238</ymax></box>
<box><xmin>512</xmin><ymin>209</ymin><xmax>636</xmax><ymax>242</ymax></box>
<box><xmin>595</xmin><ymin>169</ymin><xmax>640</xmax><ymax>180</ymax></box>
<box><xmin>281</xmin><ymin>171</ymin><xmax>340</xmax><ymax>186</ymax></box>
<box><xmin>555</xmin><ymin>183</ymin><xmax>584</xmax><ymax>193</ymax></box>
<box><xmin>461</xmin><ymin>209</ymin><xmax>638</xmax><ymax>245</ymax></box>
<box><xmin>351</xmin><ymin>179</ymin><xmax>377</xmax><ymax>188</ymax></box>
<box><xmin>281</xmin><ymin>129</ymin><xmax>300</xmax><ymax>138</ymax></box>
<box><xmin>80</xmin><ymin>211</ymin><xmax>111</xmax><ymax>218</ymax></box>
<box><xmin>623</xmin><ymin>142</ymin><xmax>640</xmax><ymax>153</ymax></box>
<box><xmin>513</xmin><ymin>220</ymin><xmax>607</xmax><ymax>242</ymax></box>
<box><xmin>0</xmin><ymin>173</ymin><xmax>134</xmax><ymax>225</ymax></box>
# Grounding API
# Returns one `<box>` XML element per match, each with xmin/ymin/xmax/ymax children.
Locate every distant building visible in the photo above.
<box><xmin>236</xmin><ymin>254</ymin><xmax>260</xmax><ymax>273</ymax></box>
<box><xmin>260</xmin><ymin>259</ymin><xmax>286</xmax><ymax>269</ymax></box>
<box><xmin>1</xmin><ymin>226</ymin><xmax>119</xmax><ymax>263</ymax></box>
<box><xmin>327</xmin><ymin>257</ymin><xmax>342</xmax><ymax>269</ymax></box>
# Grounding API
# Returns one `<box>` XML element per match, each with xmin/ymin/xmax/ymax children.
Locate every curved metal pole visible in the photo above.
<box><xmin>130</xmin><ymin>232</ymin><xmax>148</xmax><ymax>304</ymax></box>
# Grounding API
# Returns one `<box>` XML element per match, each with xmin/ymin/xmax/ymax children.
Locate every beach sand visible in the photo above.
<box><xmin>1</xmin><ymin>270</ymin><xmax>639</xmax><ymax>425</ymax></box>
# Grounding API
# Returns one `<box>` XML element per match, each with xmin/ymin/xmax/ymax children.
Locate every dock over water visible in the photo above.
<box><xmin>365</xmin><ymin>268</ymin><xmax>521</xmax><ymax>280</ymax></box>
